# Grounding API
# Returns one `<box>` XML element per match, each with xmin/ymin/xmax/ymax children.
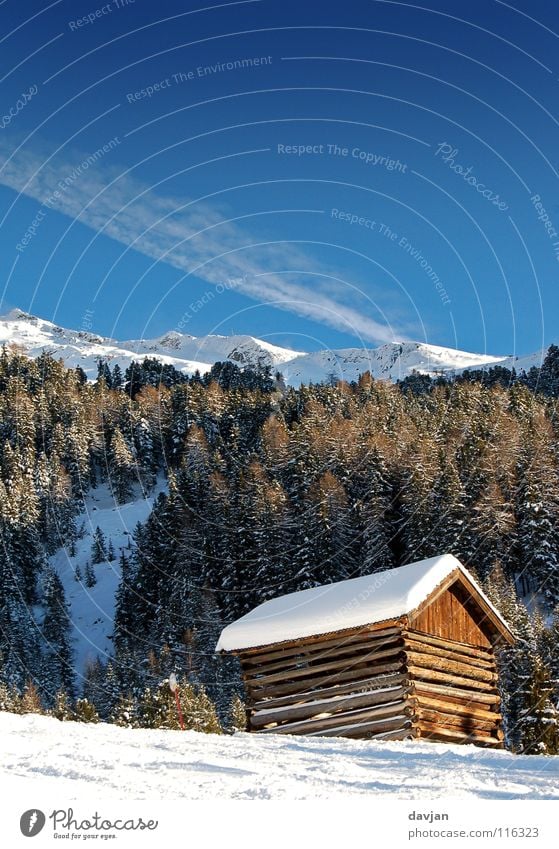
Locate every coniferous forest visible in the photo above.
<box><xmin>1</xmin><ymin>345</ymin><xmax>559</xmax><ymax>752</ymax></box>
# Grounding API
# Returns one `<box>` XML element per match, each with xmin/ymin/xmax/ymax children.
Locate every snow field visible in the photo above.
<box><xmin>50</xmin><ymin>481</ymin><xmax>166</xmax><ymax>676</ymax></box>
<box><xmin>1</xmin><ymin>713</ymin><xmax>558</xmax><ymax>801</ymax></box>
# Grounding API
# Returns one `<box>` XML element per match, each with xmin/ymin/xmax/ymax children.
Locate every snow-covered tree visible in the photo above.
<box><xmin>91</xmin><ymin>526</ymin><xmax>107</xmax><ymax>564</ymax></box>
<box><xmin>41</xmin><ymin>568</ymin><xmax>74</xmax><ymax>703</ymax></box>
<box><xmin>517</xmin><ymin>656</ymin><xmax>559</xmax><ymax>755</ymax></box>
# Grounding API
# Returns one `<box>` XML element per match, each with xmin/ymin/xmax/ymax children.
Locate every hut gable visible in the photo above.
<box><xmin>216</xmin><ymin>555</ymin><xmax>515</xmax><ymax>748</ymax></box>
<box><xmin>409</xmin><ymin>572</ymin><xmax>503</xmax><ymax>648</ymax></box>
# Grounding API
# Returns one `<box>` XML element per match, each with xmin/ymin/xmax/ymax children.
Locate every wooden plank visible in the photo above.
<box><xmin>310</xmin><ymin>718</ymin><xmax>414</xmax><ymax>740</ymax></box>
<box><xmin>242</xmin><ymin>635</ymin><xmax>403</xmax><ymax>679</ymax></box>
<box><xmin>410</xmin><ymin>578</ymin><xmax>492</xmax><ymax>648</ymax></box>
<box><xmin>403</xmin><ymin>637</ymin><xmax>496</xmax><ymax>670</ymax></box>
<box><xmin>250</xmin><ymin>686</ymin><xmax>411</xmax><ymax>729</ymax></box>
<box><xmin>360</xmin><ymin>726</ymin><xmax>417</xmax><ymax>742</ymax></box>
<box><xmin>238</xmin><ymin>620</ymin><xmax>404</xmax><ymax>658</ymax></box>
<box><xmin>245</xmin><ymin>650</ymin><xmax>405</xmax><ymax>689</ymax></box>
<box><xmin>408</xmin><ymin>665</ymin><xmax>499</xmax><ymax>693</ymax></box>
<box><xmin>408</xmin><ymin>569</ymin><xmax>514</xmax><ymax>646</ymax></box>
<box><xmin>257</xmin><ymin>702</ymin><xmax>411</xmax><ymax>736</ymax></box>
<box><xmin>403</xmin><ymin>650</ymin><xmax>498</xmax><ymax>683</ymax></box>
<box><xmin>403</xmin><ymin>629</ymin><xmax>495</xmax><ymax>660</ymax></box>
<box><xmin>241</xmin><ymin>626</ymin><xmax>403</xmax><ymax>666</ymax></box>
<box><xmin>418</xmin><ymin>720</ymin><xmax>493</xmax><ymax>740</ymax></box>
<box><xmin>451</xmin><ymin>572</ymin><xmax>514</xmax><ymax>645</ymax></box>
<box><xmin>410</xmin><ymin>681</ymin><xmax>500</xmax><ymax>707</ymax></box>
<box><xmin>250</xmin><ymin>674</ymin><xmax>409</xmax><ymax>711</ymax></box>
<box><xmin>416</xmin><ymin>709</ymin><xmax>499</xmax><ymax>733</ymax></box>
<box><xmin>246</xmin><ymin>660</ymin><xmax>406</xmax><ymax>700</ymax></box>
<box><xmin>414</xmin><ymin>694</ymin><xmax>502</xmax><ymax>723</ymax></box>
<box><xmin>241</xmin><ymin>637</ymin><xmax>400</xmax><ymax>676</ymax></box>
<box><xmin>417</xmin><ymin>721</ymin><xmax>503</xmax><ymax>748</ymax></box>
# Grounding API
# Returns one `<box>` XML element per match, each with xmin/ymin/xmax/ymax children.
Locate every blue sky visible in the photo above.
<box><xmin>0</xmin><ymin>0</ymin><xmax>558</xmax><ymax>356</ymax></box>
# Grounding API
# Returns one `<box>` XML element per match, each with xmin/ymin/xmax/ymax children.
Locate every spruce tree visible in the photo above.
<box><xmin>84</xmin><ymin>561</ymin><xmax>96</xmax><ymax>588</ymax></box>
<box><xmin>50</xmin><ymin>690</ymin><xmax>74</xmax><ymax>721</ymax></box>
<box><xmin>516</xmin><ymin>427</ymin><xmax>559</xmax><ymax>608</ymax></box>
<box><xmin>0</xmin><ymin>677</ymin><xmax>20</xmax><ymax>713</ymax></box>
<box><xmin>74</xmin><ymin>698</ymin><xmax>100</xmax><ymax>723</ymax></box>
<box><xmin>111</xmin><ymin>693</ymin><xmax>139</xmax><ymax>728</ymax></box>
<box><xmin>229</xmin><ymin>694</ymin><xmax>247</xmax><ymax>732</ymax></box>
<box><xmin>41</xmin><ymin>568</ymin><xmax>74</xmax><ymax>703</ymax></box>
<box><xmin>517</xmin><ymin>657</ymin><xmax>559</xmax><ymax>754</ymax></box>
<box><xmin>91</xmin><ymin>527</ymin><xmax>107</xmax><ymax>564</ymax></box>
<box><xmin>109</xmin><ymin>428</ymin><xmax>136</xmax><ymax>503</ymax></box>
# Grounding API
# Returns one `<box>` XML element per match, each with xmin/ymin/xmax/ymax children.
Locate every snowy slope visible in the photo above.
<box><xmin>0</xmin><ymin>308</ymin><xmax>544</xmax><ymax>386</ymax></box>
<box><xmin>49</xmin><ymin>480</ymin><xmax>166</xmax><ymax>677</ymax></box>
<box><xmin>121</xmin><ymin>329</ymin><xmax>302</xmax><ymax>370</ymax></box>
<box><xmin>282</xmin><ymin>341</ymin><xmax>505</xmax><ymax>385</ymax></box>
<box><xmin>0</xmin><ymin>309</ymin><xmax>213</xmax><ymax>379</ymax></box>
<box><xmin>1</xmin><ymin>713</ymin><xmax>558</xmax><ymax>800</ymax></box>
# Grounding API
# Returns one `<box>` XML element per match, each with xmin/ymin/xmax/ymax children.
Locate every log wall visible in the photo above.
<box><xmin>241</xmin><ymin>623</ymin><xmax>414</xmax><ymax>740</ymax></box>
<box><xmin>403</xmin><ymin>629</ymin><xmax>503</xmax><ymax>748</ymax></box>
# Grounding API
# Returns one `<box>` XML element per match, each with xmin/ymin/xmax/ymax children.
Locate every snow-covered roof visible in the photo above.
<box><xmin>216</xmin><ymin>553</ymin><xmax>512</xmax><ymax>652</ymax></box>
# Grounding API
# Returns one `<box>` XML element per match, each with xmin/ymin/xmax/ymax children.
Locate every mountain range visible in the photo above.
<box><xmin>0</xmin><ymin>308</ymin><xmax>544</xmax><ymax>385</ymax></box>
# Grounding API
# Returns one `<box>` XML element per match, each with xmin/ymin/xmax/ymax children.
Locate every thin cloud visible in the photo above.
<box><xmin>0</xmin><ymin>138</ymin><xmax>411</xmax><ymax>344</ymax></box>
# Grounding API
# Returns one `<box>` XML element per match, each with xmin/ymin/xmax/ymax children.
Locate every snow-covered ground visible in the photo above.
<box><xmin>49</xmin><ymin>480</ymin><xmax>166</xmax><ymax>677</ymax></box>
<box><xmin>1</xmin><ymin>713</ymin><xmax>558</xmax><ymax>800</ymax></box>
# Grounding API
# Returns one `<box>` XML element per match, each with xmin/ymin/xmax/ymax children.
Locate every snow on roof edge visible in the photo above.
<box><xmin>215</xmin><ymin>553</ymin><xmax>513</xmax><ymax>653</ymax></box>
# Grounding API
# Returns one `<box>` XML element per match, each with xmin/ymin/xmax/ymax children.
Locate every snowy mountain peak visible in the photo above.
<box><xmin>0</xmin><ymin>308</ymin><xmax>544</xmax><ymax>385</ymax></box>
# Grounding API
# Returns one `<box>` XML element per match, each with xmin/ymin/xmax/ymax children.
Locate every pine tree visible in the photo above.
<box><xmin>398</xmin><ymin>441</ymin><xmax>439</xmax><ymax>564</ymax></box>
<box><xmin>111</xmin><ymin>693</ymin><xmax>139</xmax><ymax>728</ymax></box>
<box><xmin>537</xmin><ymin>345</ymin><xmax>559</xmax><ymax>396</ymax></box>
<box><xmin>518</xmin><ymin>656</ymin><xmax>559</xmax><ymax>754</ymax></box>
<box><xmin>132</xmin><ymin>416</ymin><xmax>157</xmax><ymax>491</ymax></box>
<box><xmin>186</xmin><ymin>684</ymin><xmax>222</xmax><ymax>734</ymax></box>
<box><xmin>484</xmin><ymin>562</ymin><xmax>538</xmax><ymax>751</ymax></box>
<box><xmin>41</xmin><ymin>568</ymin><xmax>74</xmax><ymax>703</ymax></box>
<box><xmin>74</xmin><ymin>698</ymin><xmax>100</xmax><ymax>723</ymax></box>
<box><xmin>82</xmin><ymin>658</ymin><xmax>118</xmax><ymax>720</ymax></box>
<box><xmin>471</xmin><ymin>481</ymin><xmax>516</xmax><ymax>581</ymax></box>
<box><xmin>91</xmin><ymin>527</ymin><xmax>107</xmax><ymax>564</ymax></box>
<box><xmin>0</xmin><ymin>679</ymin><xmax>20</xmax><ymax>713</ymax></box>
<box><xmin>112</xmin><ymin>364</ymin><xmax>123</xmax><ymax>390</ymax></box>
<box><xmin>353</xmin><ymin>446</ymin><xmax>395</xmax><ymax>575</ymax></box>
<box><xmin>113</xmin><ymin>551</ymin><xmax>135</xmax><ymax>646</ymax></box>
<box><xmin>174</xmin><ymin>680</ymin><xmax>222</xmax><ymax>734</ymax></box>
<box><xmin>97</xmin><ymin>360</ymin><xmax>113</xmax><ymax>388</ymax></box>
<box><xmin>0</xmin><ymin>532</ymin><xmax>42</xmax><ymax>691</ymax></box>
<box><xmin>538</xmin><ymin>607</ymin><xmax>559</xmax><ymax>699</ymax></box>
<box><xmin>50</xmin><ymin>690</ymin><xmax>74</xmax><ymax>721</ymax></box>
<box><xmin>84</xmin><ymin>561</ymin><xmax>96</xmax><ymax>588</ymax></box>
<box><xmin>20</xmin><ymin>681</ymin><xmax>43</xmax><ymax>714</ymax></box>
<box><xmin>516</xmin><ymin>423</ymin><xmax>559</xmax><ymax>608</ymax></box>
<box><xmin>229</xmin><ymin>694</ymin><xmax>247</xmax><ymax>732</ymax></box>
<box><xmin>108</xmin><ymin>428</ymin><xmax>136</xmax><ymax>503</ymax></box>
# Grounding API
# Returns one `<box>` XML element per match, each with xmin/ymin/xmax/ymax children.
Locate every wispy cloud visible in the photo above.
<box><xmin>0</xmin><ymin>137</ymin><xmax>411</xmax><ymax>344</ymax></box>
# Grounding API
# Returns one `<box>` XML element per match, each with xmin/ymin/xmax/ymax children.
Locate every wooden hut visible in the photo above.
<box><xmin>216</xmin><ymin>554</ymin><xmax>514</xmax><ymax>748</ymax></box>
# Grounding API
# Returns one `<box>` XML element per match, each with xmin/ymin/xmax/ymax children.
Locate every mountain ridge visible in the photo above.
<box><xmin>0</xmin><ymin>308</ymin><xmax>544</xmax><ymax>385</ymax></box>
